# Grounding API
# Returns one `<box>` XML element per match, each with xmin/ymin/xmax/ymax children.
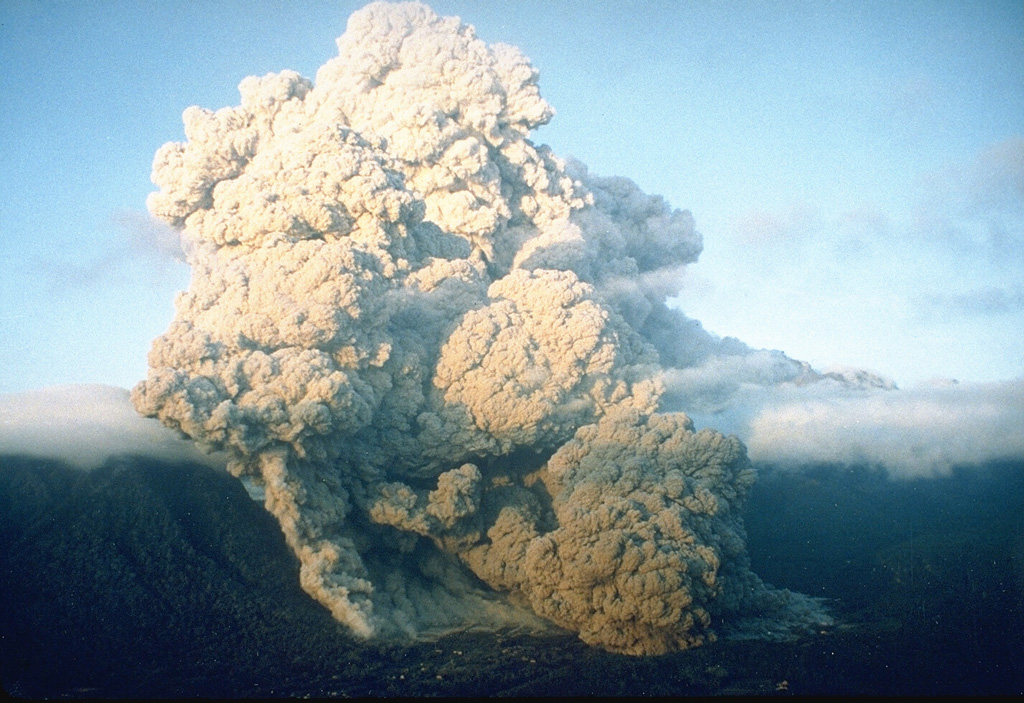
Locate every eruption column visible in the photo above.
<box><xmin>134</xmin><ymin>0</ymin><xmax>826</xmax><ymax>654</ymax></box>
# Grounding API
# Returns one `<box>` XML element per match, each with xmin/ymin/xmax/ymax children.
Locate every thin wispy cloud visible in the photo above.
<box><xmin>35</xmin><ymin>211</ymin><xmax>187</xmax><ymax>291</ymax></box>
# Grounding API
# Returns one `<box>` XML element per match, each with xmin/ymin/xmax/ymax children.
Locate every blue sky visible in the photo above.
<box><xmin>1</xmin><ymin>0</ymin><xmax>1022</xmax><ymax>393</ymax></box>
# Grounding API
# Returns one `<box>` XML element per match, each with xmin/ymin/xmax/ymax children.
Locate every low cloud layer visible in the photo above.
<box><xmin>679</xmin><ymin>375</ymin><xmax>1024</xmax><ymax>478</ymax></box>
<box><xmin>0</xmin><ymin>384</ymin><xmax>224</xmax><ymax>470</ymax></box>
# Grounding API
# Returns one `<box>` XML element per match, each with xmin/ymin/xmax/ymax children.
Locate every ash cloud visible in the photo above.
<box><xmin>128</xmin><ymin>1</ymin><xmax>829</xmax><ymax>654</ymax></box>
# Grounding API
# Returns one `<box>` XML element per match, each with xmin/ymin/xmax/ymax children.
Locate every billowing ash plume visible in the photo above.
<box><xmin>133</xmin><ymin>1</ymin><xmax>825</xmax><ymax>654</ymax></box>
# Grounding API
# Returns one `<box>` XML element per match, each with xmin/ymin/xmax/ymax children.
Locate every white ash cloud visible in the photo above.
<box><xmin>131</xmin><ymin>1</ymin><xmax>826</xmax><ymax>654</ymax></box>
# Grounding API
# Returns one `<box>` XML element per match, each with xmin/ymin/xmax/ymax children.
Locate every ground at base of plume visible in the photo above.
<box><xmin>1</xmin><ymin>455</ymin><xmax>1021</xmax><ymax>697</ymax></box>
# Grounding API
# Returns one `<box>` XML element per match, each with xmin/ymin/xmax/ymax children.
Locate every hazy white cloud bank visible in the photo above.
<box><xmin>6</xmin><ymin>374</ymin><xmax>1019</xmax><ymax>481</ymax></box>
<box><xmin>677</xmin><ymin>374</ymin><xmax>1024</xmax><ymax>479</ymax></box>
<box><xmin>0</xmin><ymin>384</ymin><xmax>225</xmax><ymax>470</ymax></box>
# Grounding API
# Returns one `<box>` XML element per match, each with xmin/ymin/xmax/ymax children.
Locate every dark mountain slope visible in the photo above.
<box><xmin>0</xmin><ymin>455</ymin><xmax>357</xmax><ymax>697</ymax></box>
<box><xmin>2</xmin><ymin>454</ymin><xmax>1023</xmax><ymax>697</ymax></box>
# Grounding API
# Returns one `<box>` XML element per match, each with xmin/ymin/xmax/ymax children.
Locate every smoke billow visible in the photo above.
<box><xmin>132</xmin><ymin>1</ymin><xmax>826</xmax><ymax>654</ymax></box>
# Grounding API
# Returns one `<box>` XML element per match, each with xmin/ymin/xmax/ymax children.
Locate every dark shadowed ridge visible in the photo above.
<box><xmin>0</xmin><ymin>454</ymin><xmax>354</xmax><ymax>698</ymax></box>
<box><xmin>744</xmin><ymin>461</ymin><xmax>1024</xmax><ymax>694</ymax></box>
<box><xmin>2</xmin><ymin>453</ymin><xmax>1022</xmax><ymax>697</ymax></box>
